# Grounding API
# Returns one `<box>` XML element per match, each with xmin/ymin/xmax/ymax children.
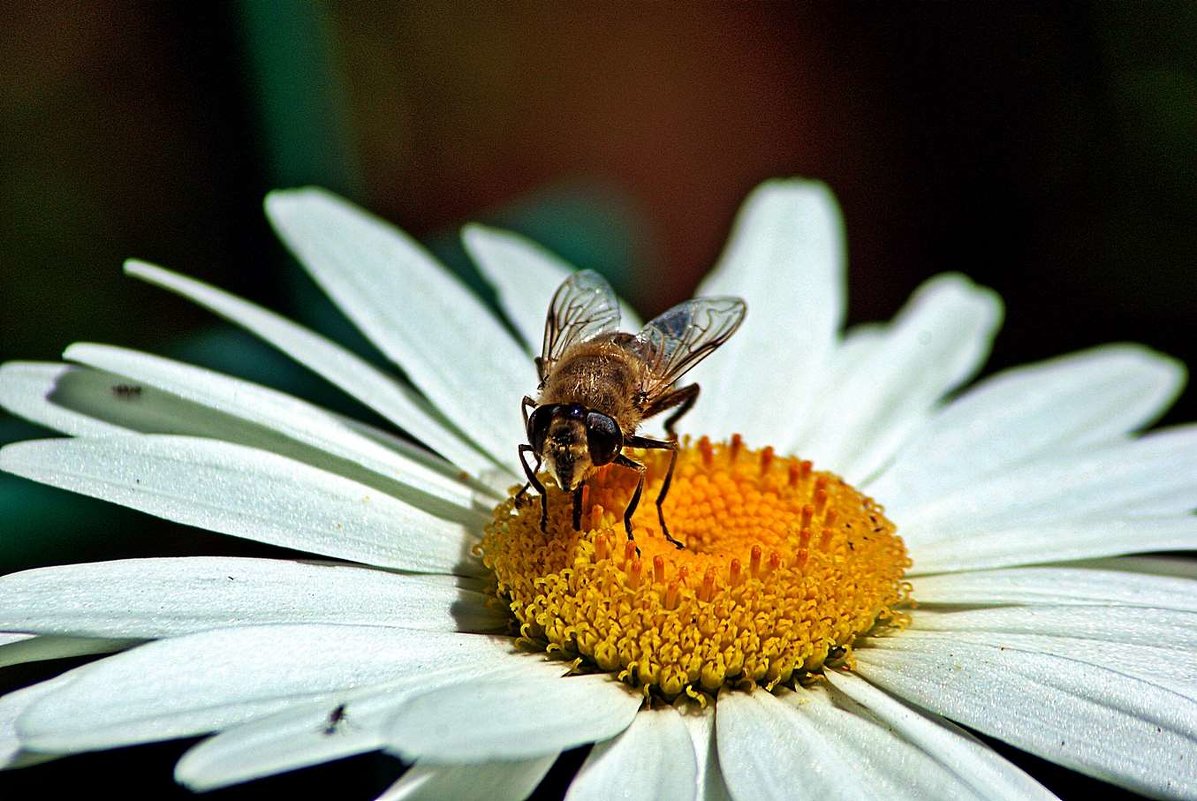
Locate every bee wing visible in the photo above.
<box><xmin>632</xmin><ymin>296</ymin><xmax>747</xmax><ymax>399</ymax></box>
<box><xmin>539</xmin><ymin>270</ymin><xmax>621</xmax><ymax>380</ymax></box>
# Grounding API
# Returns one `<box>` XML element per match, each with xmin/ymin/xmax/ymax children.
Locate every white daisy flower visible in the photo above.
<box><xmin>1</xmin><ymin>179</ymin><xmax>1195</xmax><ymax>800</ymax></box>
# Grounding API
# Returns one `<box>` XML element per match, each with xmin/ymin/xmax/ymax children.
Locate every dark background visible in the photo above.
<box><xmin>2</xmin><ymin>2</ymin><xmax>1194</xmax><ymax>799</ymax></box>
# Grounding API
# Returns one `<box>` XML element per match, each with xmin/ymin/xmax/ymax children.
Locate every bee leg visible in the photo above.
<box><xmin>518</xmin><ymin>443</ymin><xmax>549</xmax><ymax>533</ymax></box>
<box><xmin>613</xmin><ymin>453</ymin><xmax>646</xmax><ymax>543</ymax></box>
<box><xmin>642</xmin><ymin>383</ymin><xmax>700</xmax><ymax>439</ymax></box>
<box><xmin>572</xmin><ymin>486</ymin><xmax>585</xmax><ymax>530</ymax></box>
<box><xmin>625</xmin><ymin>435</ymin><xmax>685</xmax><ymax>549</ymax></box>
<box><xmin>521</xmin><ymin>395</ymin><xmax>537</xmax><ymax>430</ymax></box>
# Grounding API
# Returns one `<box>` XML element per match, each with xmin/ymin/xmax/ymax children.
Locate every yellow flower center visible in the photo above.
<box><xmin>480</xmin><ymin>436</ymin><xmax>910</xmax><ymax>700</ymax></box>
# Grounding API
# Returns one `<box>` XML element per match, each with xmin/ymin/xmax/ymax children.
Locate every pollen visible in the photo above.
<box><xmin>479</xmin><ymin>437</ymin><xmax>911</xmax><ymax>700</ymax></box>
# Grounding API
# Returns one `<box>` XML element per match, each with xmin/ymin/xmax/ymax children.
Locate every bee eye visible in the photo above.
<box><xmin>527</xmin><ymin>405</ymin><xmax>557</xmax><ymax>452</ymax></box>
<box><xmin>585</xmin><ymin>412</ymin><xmax>623</xmax><ymax>466</ymax></box>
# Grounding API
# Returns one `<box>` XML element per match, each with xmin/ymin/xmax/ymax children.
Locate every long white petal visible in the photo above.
<box><xmin>1</xmin><ymin>675</ymin><xmax>74</xmax><ymax>769</ymax></box>
<box><xmin>685</xmin><ymin>179</ymin><xmax>845</xmax><ymax>445</ymax></box>
<box><xmin>383</xmin><ymin>673</ymin><xmax>640</xmax><ymax>763</ymax></box>
<box><xmin>902</xmin><ymin>425</ymin><xmax>1197</xmax><ymax>540</ymax></box>
<box><xmin>0</xmin><ymin>362</ymin><xmax>126</xmax><ymax>437</ymax></box>
<box><xmin>125</xmin><ymin>260</ymin><xmax>499</xmax><ymax>476</ymax></box>
<box><xmin>566</xmin><ymin>707</ymin><xmax>696</xmax><ymax>801</ymax></box>
<box><xmin>18</xmin><ymin>625</ymin><xmax>536</xmax><ymax>752</ymax></box>
<box><xmin>680</xmin><ymin>705</ymin><xmax>731</xmax><ymax>801</ymax></box>
<box><xmin>0</xmin><ymin>557</ymin><xmax>504</xmax><ymax>638</ymax></box>
<box><xmin>0</xmin><ymin>436</ymin><xmax>479</xmax><ymax>575</ymax></box>
<box><xmin>794</xmin><ymin>273</ymin><xmax>1002</xmax><ymax>484</ymax></box>
<box><xmin>825</xmin><ymin>670</ymin><xmax>1059</xmax><ymax>801</ymax></box>
<box><xmin>910</xmin><ymin>605</ymin><xmax>1197</xmax><ymax>649</ymax></box>
<box><xmin>856</xmin><ymin>635</ymin><xmax>1197</xmax><ymax>798</ymax></box>
<box><xmin>0</xmin><ymin>633</ymin><xmax>133</xmax><ymax>668</ymax></box>
<box><xmin>913</xmin><ymin>565</ymin><xmax>1197</xmax><ymax>611</ymax></box>
<box><xmin>908</xmin><ymin>515</ymin><xmax>1197</xmax><ymax>574</ymax></box>
<box><xmin>64</xmin><ymin>343</ymin><xmax>484</xmax><ymax>517</ymax></box>
<box><xmin>376</xmin><ymin>755</ymin><xmax>558</xmax><ymax>801</ymax></box>
<box><xmin>717</xmin><ymin>686</ymin><xmax>986</xmax><ymax>801</ymax></box>
<box><xmin>265</xmin><ymin>189</ymin><xmax>531</xmax><ymax>464</ymax></box>
<box><xmin>894</xmin><ymin>628</ymin><xmax>1197</xmax><ymax>701</ymax></box>
<box><xmin>869</xmin><ymin>345</ymin><xmax>1186</xmax><ymax>513</ymax></box>
<box><xmin>463</xmin><ymin>224</ymin><xmax>642</xmax><ymax>351</ymax></box>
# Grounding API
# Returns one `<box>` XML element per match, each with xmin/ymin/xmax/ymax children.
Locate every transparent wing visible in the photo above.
<box><xmin>632</xmin><ymin>296</ymin><xmax>747</xmax><ymax>399</ymax></box>
<box><xmin>539</xmin><ymin>270</ymin><xmax>621</xmax><ymax>380</ymax></box>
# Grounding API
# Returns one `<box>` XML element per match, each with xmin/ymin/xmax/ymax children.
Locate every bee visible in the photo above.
<box><xmin>519</xmin><ymin>270</ymin><xmax>746</xmax><ymax>548</ymax></box>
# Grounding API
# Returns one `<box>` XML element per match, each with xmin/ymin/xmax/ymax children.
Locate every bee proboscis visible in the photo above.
<box><xmin>518</xmin><ymin>270</ymin><xmax>746</xmax><ymax>548</ymax></box>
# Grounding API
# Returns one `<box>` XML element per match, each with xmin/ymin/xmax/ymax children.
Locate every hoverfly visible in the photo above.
<box><xmin>519</xmin><ymin>270</ymin><xmax>746</xmax><ymax>548</ymax></box>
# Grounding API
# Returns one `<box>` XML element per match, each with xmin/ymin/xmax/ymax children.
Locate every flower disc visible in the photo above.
<box><xmin>481</xmin><ymin>437</ymin><xmax>911</xmax><ymax>699</ymax></box>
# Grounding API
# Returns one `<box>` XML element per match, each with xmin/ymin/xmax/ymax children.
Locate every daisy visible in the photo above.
<box><xmin>1</xmin><ymin>179</ymin><xmax>1195</xmax><ymax>801</ymax></box>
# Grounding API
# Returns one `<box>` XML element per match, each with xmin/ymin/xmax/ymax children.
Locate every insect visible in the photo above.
<box><xmin>519</xmin><ymin>270</ymin><xmax>746</xmax><ymax>548</ymax></box>
<box><xmin>322</xmin><ymin>703</ymin><xmax>348</xmax><ymax>735</ymax></box>
<box><xmin>110</xmin><ymin>384</ymin><xmax>143</xmax><ymax>400</ymax></box>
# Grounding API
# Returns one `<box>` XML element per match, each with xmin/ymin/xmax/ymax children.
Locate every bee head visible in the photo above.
<box><xmin>528</xmin><ymin>403</ymin><xmax>624</xmax><ymax>491</ymax></box>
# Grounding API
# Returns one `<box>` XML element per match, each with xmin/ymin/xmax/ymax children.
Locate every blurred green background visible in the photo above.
<box><xmin>1</xmin><ymin>2</ymin><xmax>1195</xmax><ymax>799</ymax></box>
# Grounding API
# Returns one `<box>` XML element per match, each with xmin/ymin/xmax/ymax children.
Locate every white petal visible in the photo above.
<box><xmin>684</xmin><ymin>179</ymin><xmax>845</xmax><ymax>445</ymax></box>
<box><xmin>0</xmin><ymin>436</ymin><xmax>479</xmax><ymax>574</ymax></box>
<box><xmin>566</xmin><ymin>707</ymin><xmax>696</xmax><ymax>801</ymax></box>
<box><xmin>795</xmin><ymin>273</ymin><xmax>1002</xmax><ymax>484</ymax></box>
<box><xmin>856</xmin><ymin>634</ymin><xmax>1197</xmax><ymax>798</ymax></box>
<box><xmin>384</xmin><ymin>673</ymin><xmax>641</xmax><ymax>763</ymax></box>
<box><xmin>895</xmin><ymin>628</ymin><xmax>1197</xmax><ymax>701</ymax></box>
<box><xmin>0</xmin><ymin>633</ymin><xmax>133</xmax><ymax>668</ymax></box>
<box><xmin>717</xmin><ymin>686</ymin><xmax>985</xmax><ymax>801</ymax></box>
<box><xmin>908</xmin><ymin>514</ymin><xmax>1197</xmax><ymax>574</ymax></box>
<box><xmin>0</xmin><ymin>362</ymin><xmax>125</xmax><ymax>437</ymax></box>
<box><xmin>910</xmin><ymin>605</ymin><xmax>1197</xmax><ymax>649</ymax></box>
<box><xmin>869</xmin><ymin>345</ymin><xmax>1186</xmax><ymax>513</ymax></box>
<box><xmin>1074</xmin><ymin>555</ymin><xmax>1197</xmax><ymax>580</ymax></box>
<box><xmin>463</xmin><ymin>224</ymin><xmax>642</xmax><ymax>351</ymax></box>
<box><xmin>0</xmin><ymin>557</ymin><xmax>504</xmax><ymax>639</ymax></box>
<box><xmin>680</xmin><ymin>705</ymin><xmax>732</xmax><ymax>801</ymax></box>
<box><xmin>824</xmin><ymin>670</ymin><xmax>1059</xmax><ymax>801</ymax></box>
<box><xmin>18</xmin><ymin>625</ymin><xmax>534</xmax><ymax>752</ymax></box>
<box><xmin>1</xmin><ymin>675</ymin><xmax>74</xmax><ymax>769</ymax></box>
<box><xmin>902</xmin><ymin>425</ymin><xmax>1197</xmax><ymax>541</ymax></box>
<box><xmin>265</xmin><ymin>189</ymin><xmax>532</xmax><ymax>464</ymax></box>
<box><xmin>913</xmin><ymin>565</ymin><xmax>1197</xmax><ymax>611</ymax></box>
<box><xmin>376</xmin><ymin>755</ymin><xmax>557</xmax><ymax>801</ymax></box>
<box><xmin>64</xmin><ymin>343</ymin><xmax>485</xmax><ymax>518</ymax></box>
<box><xmin>125</xmin><ymin>260</ymin><xmax>498</xmax><ymax>477</ymax></box>
<box><xmin>176</xmin><ymin>698</ymin><xmax>381</xmax><ymax>790</ymax></box>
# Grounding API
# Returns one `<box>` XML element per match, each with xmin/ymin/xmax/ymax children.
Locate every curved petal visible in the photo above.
<box><xmin>856</xmin><ymin>634</ymin><xmax>1197</xmax><ymax>799</ymax></box>
<box><xmin>825</xmin><ymin>671</ymin><xmax>1058</xmax><ymax>801</ymax></box>
<box><xmin>565</xmin><ymin>706</ymin><xmax>696</xmax><ymax>801</ymax></box>
<box><xmin>908</xmin><ymin>515</ymin><xmax>1197</xmax><ymax>575</ymax></box>
<box><xmin>869</xmin><ymin>345</ymin><xmax>1186</xmax><ymax>513</ymax></box>
<box><xmin>912</xmin><ymin>565</ymin><xmax>1197</xmax><ymax>611</ymax></box>
<box><xmin>1</xmin><ymin>675</ymin><xmax>74</xmax><ymax>769</ymax></box>
<box><xmin>717</xmin><ymin>686</ymin><xmax>989</xmax><ymax>801</ymax></box>
<box><xmin>901</xmin><ymin>425</ymin><xmax>1197</xmax><ymax>541</ymax></box>
<box><xmin>0</xmin><ymin>633</ymin><xmax>133</xmax><ymax>668</ymax></box>
<box><xmin>383</xmin><ymin>674</ymin><xmax>641</xmax><ymax>763</ymax></box>
<box><xmin>794</xmin><ymin>273</ymin><xmax>1002</xmax><ymax>484</ymax></box>
<box><xmin>265</xmin><ymin>189</ymin><xmax>531</xmax><ymax>464</ymax></box>
<box><xmin>377</xmin><ymin>755</ymin><xmax>558</xmax><ymax>801</ymax></box>
<box><xmin>680</xmin><ymin>704</ymin><xmax>731</xmax><ymax>801</ymax></box>
<box><xmin>0</xmin><ymin>436</ymin><xmax>480</xmax><ymax>575</ymax></box>
<box><xmin>685</xmin><ymin>179</ymin><xmax>845</xmax><ymax>445</ymax></box>
<box><xmin>125</xmin><ymin>260</ymin><xmax>498</xmax><ymax>476</ymax></box>
<box><xmin>17</xmin><ymin>625</ymin><xmax>536</xmax><ymax>752</ymax></box>
<box><xmin>0</xmin><ymin>557</ymin><xmax>505</xmax><ymax>639</ymax></box>
<box><xmin>464</xmin><ymin>224</ymin><xmax>643</xmax><ymax>351</ymax></box>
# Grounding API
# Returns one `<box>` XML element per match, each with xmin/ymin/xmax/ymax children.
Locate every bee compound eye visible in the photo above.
<box><xmin>527</xmin><ymin>405</ymin><xmax>556</xmax><ymax>451</ymax></box>
<box><xmin>585</xmin><ymin>412</ymin><xmax>623</xmax><ymax>466</ymax></box>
